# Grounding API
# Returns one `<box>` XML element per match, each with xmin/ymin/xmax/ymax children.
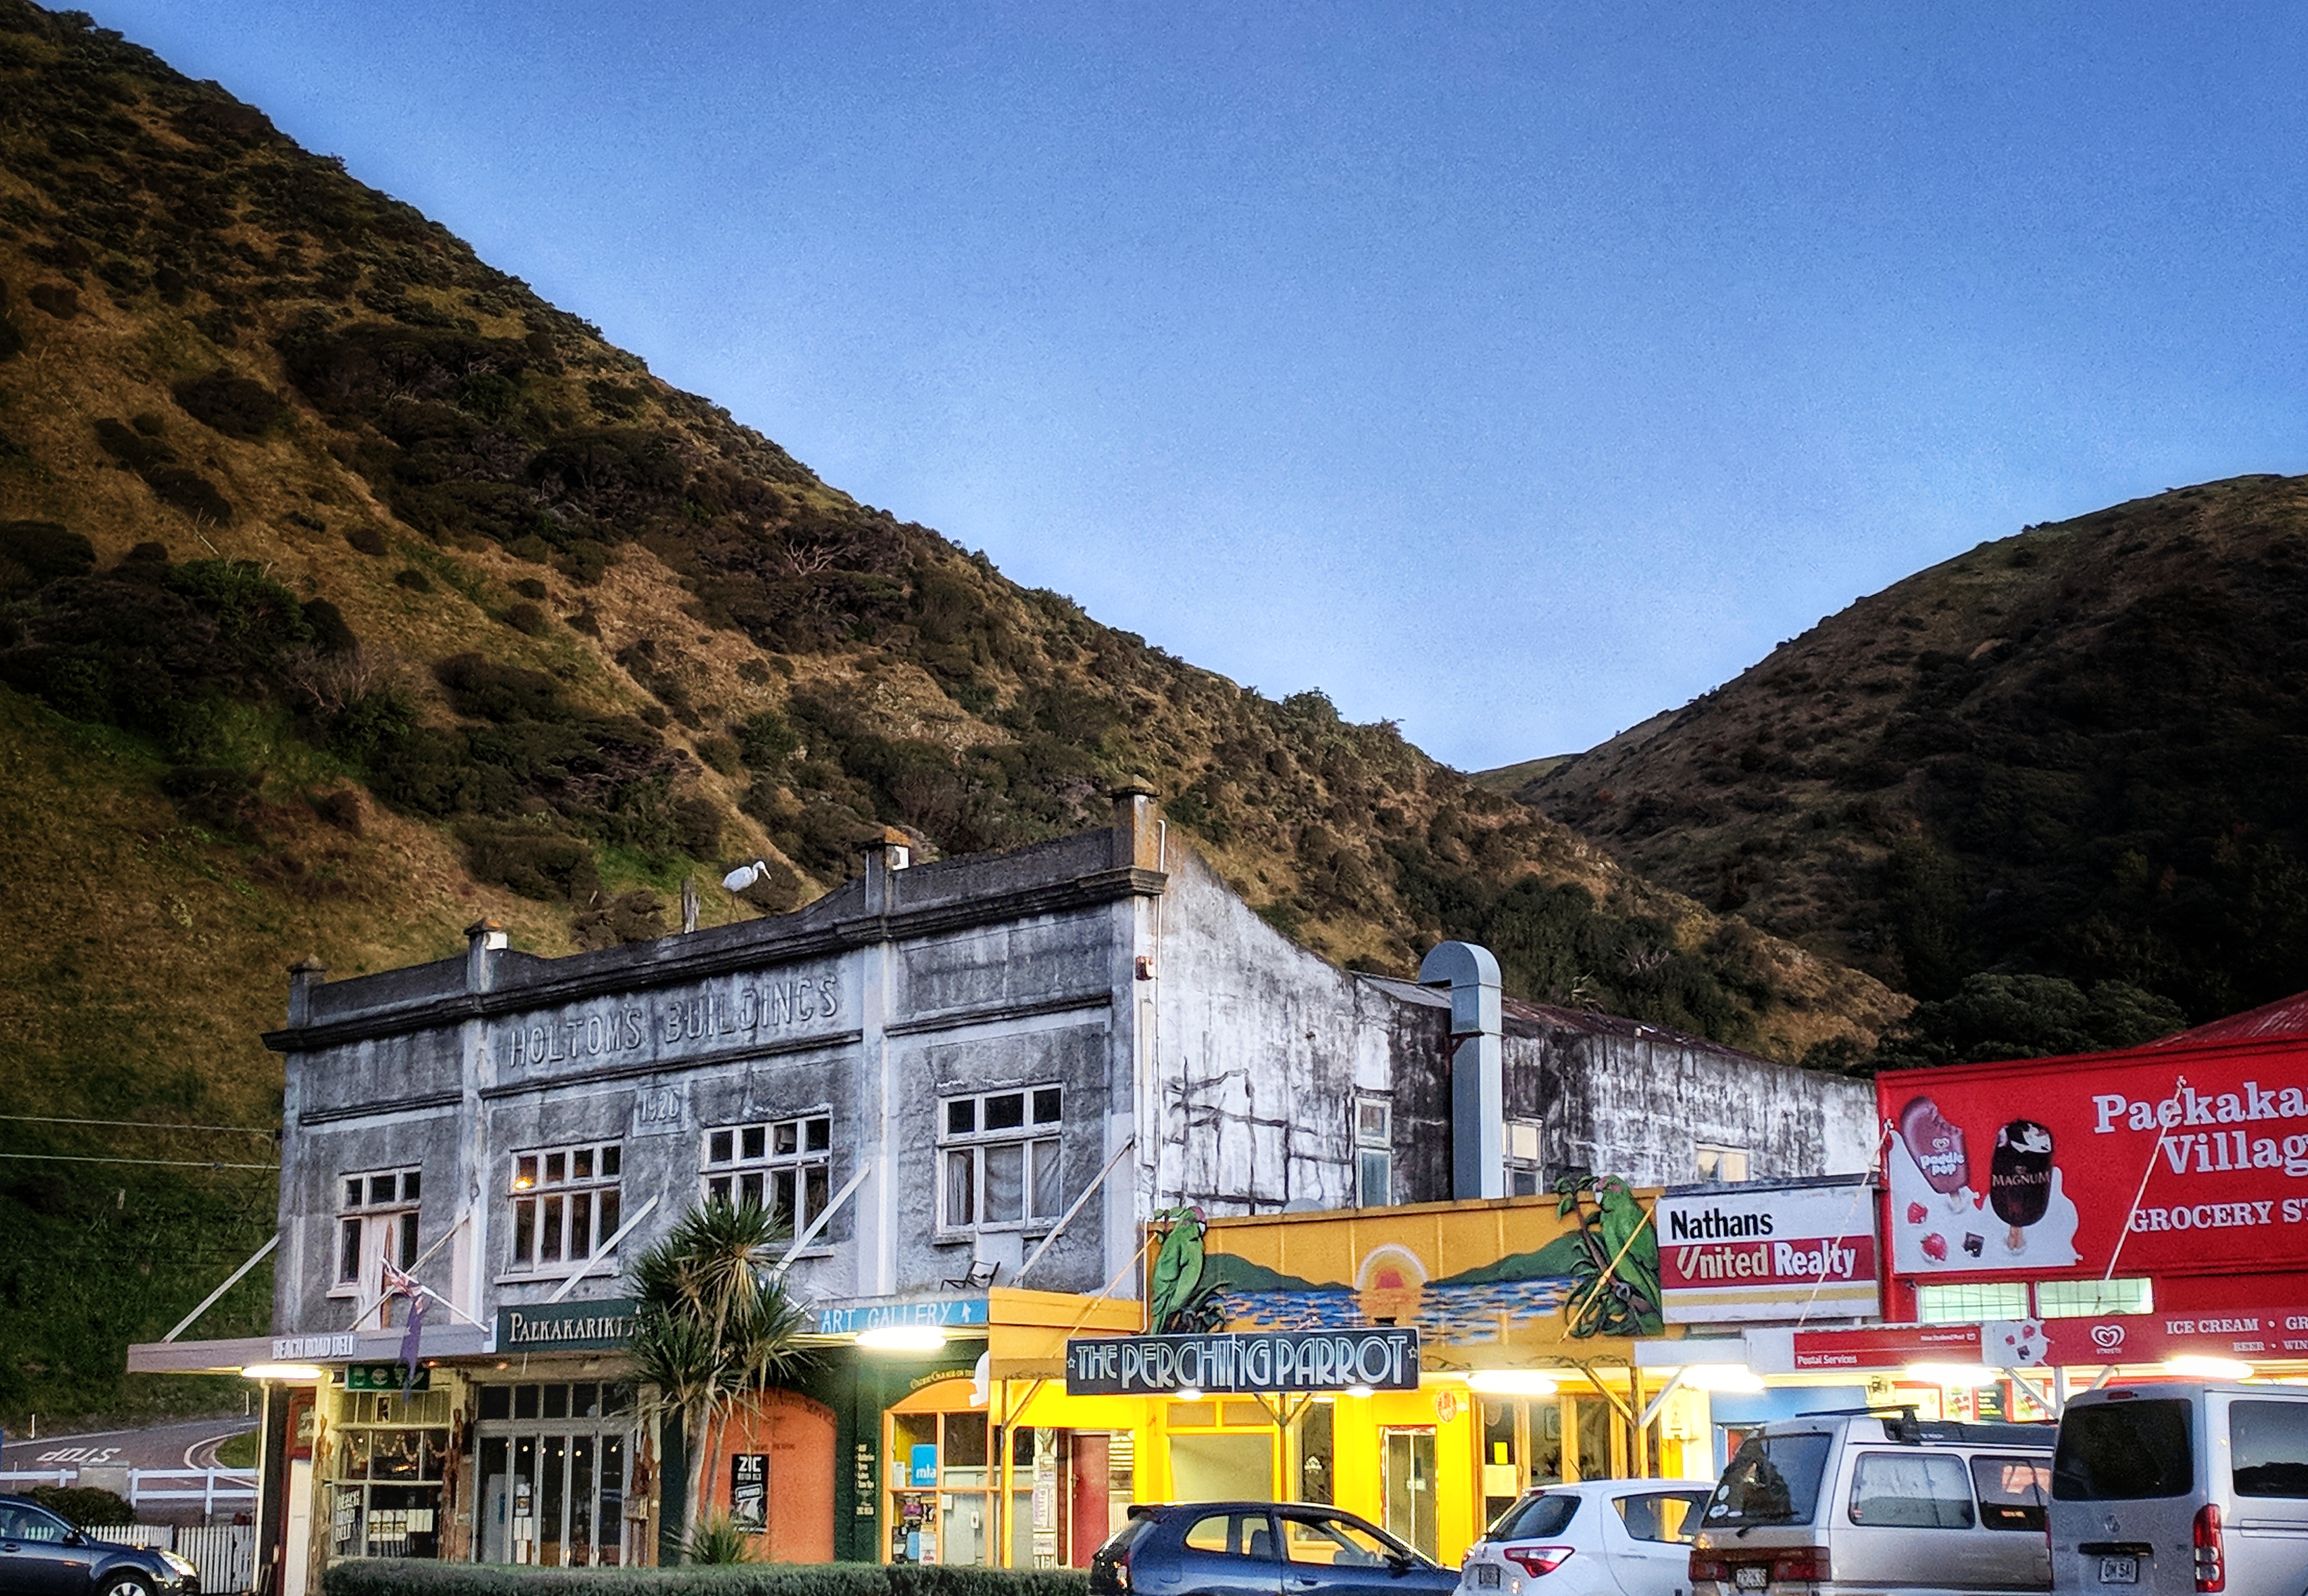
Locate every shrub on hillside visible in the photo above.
<box><xmin>172</xmin><ymin>369</ymin><xmax>290</xmax><ymax>438</ymax></box>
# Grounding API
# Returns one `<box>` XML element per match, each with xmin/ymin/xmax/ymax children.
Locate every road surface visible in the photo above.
<box><xmin>0</xmin><ymin>1415</ymin><xmax>259</xmax><ymax>1477</ymax></box>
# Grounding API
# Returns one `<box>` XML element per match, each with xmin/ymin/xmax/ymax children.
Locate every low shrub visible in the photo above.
<box><xmin>322</xmin><ymin>1559</ymin><xmax>1088</xmax><ymax>1596</ymax></box>
<box><xmin>173</xmin><ymin>369</ymin><xmax>291</xmax><ymax>438</ymax></box>
<box><xmin>27</xmin><ymin>1485</ymin><xmax>133</xmax><ymax>1526</ymax></box>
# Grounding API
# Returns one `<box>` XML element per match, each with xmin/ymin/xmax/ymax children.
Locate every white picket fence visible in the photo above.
<box><xmin>105</xmin><ymin>1522</ymin><xmax>260</xmax><ymax>1594</ymax></box>
<box><xmin>0</xmin><ymin>1465</ymin><xmax>257</xmax><ymax>1514</ymax></box>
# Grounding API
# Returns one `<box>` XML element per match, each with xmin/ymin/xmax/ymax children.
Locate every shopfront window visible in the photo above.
<box><xmin>473</xmin><ymin>1382</ymin><xmax>634</xmax><ymax>1566</ymax></box>
<box><xmin>328</xmin><ymin>1387</ymin><xmax>451</xmax><ymax>1561</ymax></box>
<box><xmin>335</xmin><ymin>1168</ymin><xmax>420</xmax><ymax>1297</ymax></box>
<box><xmin>1294</xmin><ymin>1402</ymin><xmax>1334</xmax><ymax>1504</ymax></box>
<box><xmin>941</xmin><ymin>1089</ymin><xmax>1062</xmax><ymax>1230</ymax></box>
<box><xmin>701</xmin><ymin>1115</ymin><xmax>832</xmax><ymax>1235</ymax></box>
<box><xmin>509</xmin><ymin>1142</ymin><xmax>622</xmax><ymax>1272</ymax></box>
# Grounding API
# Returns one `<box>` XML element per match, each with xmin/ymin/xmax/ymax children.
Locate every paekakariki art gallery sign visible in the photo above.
<box><xmin>1879</xmin><ymin>1039</ymin><xmax>2308</xmax><ymax>1282</ymax></box>
<box><xmin>1657</xmin><ymin>1179</ymin><xmax>1879</xmax><ymax>1323</ymax></box>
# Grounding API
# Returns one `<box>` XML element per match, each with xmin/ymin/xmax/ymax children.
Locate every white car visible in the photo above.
<box><xmin>1456</xmin><ymin>1480</ymin><xmax>1712</xmax><ymax>1596</ymax></box>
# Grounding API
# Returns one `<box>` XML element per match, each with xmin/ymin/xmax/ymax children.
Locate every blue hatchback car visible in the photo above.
<box><xmin>1091</xmin><ymin>1501</ymin><xmax>1458</xmax><ymax>1596</ymax></box>
<box><xmin>0</xmin><ymin>1496</ymin><xmax>201</xmax><ymax>1596</ymax></box>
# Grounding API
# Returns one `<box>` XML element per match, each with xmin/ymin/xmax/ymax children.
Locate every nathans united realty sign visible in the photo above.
<box><xmin>1880</xmin><ymin>1038</ymin><xmax>2308</xmax><ymax>1284</ymax></box>
<box><xmin>1657</xmin><ymin>1178</ymin><xmax>1879</xmax><ymax>1324</ymax></box>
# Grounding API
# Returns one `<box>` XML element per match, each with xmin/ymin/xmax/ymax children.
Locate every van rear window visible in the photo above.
<box><xmin>1706</xmin><ymin>1432</ymin><xmax>1832</xmax><ymax>1528</ymax></box>
<box><xmin>2053</xmin><ymin>1400</ymin><xmax>2193</xmax><ymax>1500</ymax></box>
<box><xmin>2233</xmin><ymin>1400</ymin><xmax>2308</xmax><ymax>1498</ymax></box>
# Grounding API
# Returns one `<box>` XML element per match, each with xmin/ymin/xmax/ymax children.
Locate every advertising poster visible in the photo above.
<box><xmin>1879</xmin><ymin>1041</ymin><xmax>2308</xmax><ymax>1281</ymax></box>
<box><xmin>1657</xmin><ymin>1179</ymin><xmax>1879</xmax><ymax>1322</ymax></box>
<box><xmin>730</xmin><ymin>1453</ymin><xmax>768</xmax><ymax>1532</ymax></box>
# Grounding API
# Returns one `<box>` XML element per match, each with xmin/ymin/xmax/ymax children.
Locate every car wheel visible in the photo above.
<box><xmin>98</xmin><ymin>1573</ymin><xmax>155</xmax><ymax>1596</ymax></box>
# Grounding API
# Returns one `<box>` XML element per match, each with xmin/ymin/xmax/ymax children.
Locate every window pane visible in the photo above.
<box><xmin>1032</xmin><ymin>1089</ymin><xmax>1061</xmax><ymax>1124</ymax></box>
<box><xmin>545</xmin><ymin>1152</ymin><xmax>566</xmax><ymax>1184</ymax></box>
<box><xmin>709</xmin><ymin>1130</ymin><xmax>733</xmax><ymax>1164</ymax></box>
<box><xmin>515</xmin><ymin>1155</ymin><xmax>538</xmax><ymax>1192</ymax></box>
<box><xmin>708</xmin><ymin>1175</ymin><xmax>732</xmax><ymax>1205</ymax></box>
<box><xmin>1616</xmin><ymin>1492</ymin><xmax>1704</xmax><ymax>1544</ymax></box>
<box><xmin>570</xmin><ymin>1192</ymin><xmax>593</xmax><ymax>1258</ymax></box>
<box><xmin>1356</xmin><ymin>1101</ymin><xmax>1388</xmax><ymax>1143</ymax></box>
<box><xmin>947</xmin><ymin>1100</ymin><xmax>976</xmax><ymax>1136</ymax></box>
<box><xmin>369</xmin><ymin>1175</ymin><xmax>397</xmax><ymax>1205</ymax></box>
<box><xmin>574</xmin><ymin>1148</ymin><xmax>594</xmax><ymax>1180</ymax></box>
<box><xmin>514</xmin><ymin>1384</ymin><xmax>539</xmax><ymax>1419</ymax></box>
<box><xmin>1971</xmin><ymin>1457</ymin><xmax>2051</xmax><ymax>1529</ymax></box>
<box><xmin>806</xmin><ymin>1118</ymin><xmax>830</xmax><ymax>1152</ymax></box>
<box><xmin>340</xmin><ymin>1217</ymin><xmax>363</xmax><ymax>1282</ymax></box>
<box><xmin>602</xmin><ymin>1146</ymin><xmax>620</xmax><ymax>1177</ymax></box>
<box><xmin>805</xmin><ymin>1164</ymin><xmax>830</xmax><ymax>1227</ymax></box>
<box><xmin>543</xmin><ymin>1383</ymin><xmax>568</xmax><ymax>1419</ymax></box>
<box><xmin>597</xmin><ymin>1188</ymin><xmax>620</xmax><ymax>1243</ymax></box>
<box><xmin>403</xmin><ymin>1170</ymin><xmax>421</xmax><ymax>1202</ymax></box>
<box><xmin>2234</xmin><ymin>1402</ymin><xmax>2308</xmax><ymax>1498</ymax></box>
<box><xmin>771</xmin><ymin>1169</ymin><xmax>795</xmax><ymax>1226</ymax></box>
<box><xmin>1358</xmin><ymin>1150</ymin><xmax>1391</xmax><ymax>1207</ymax></box>
<box><xmin>480</xmin><ymin>1386</ymin><xmax>511</xmax><ymax>1421</ymax></box>
<box><xmin>541</xmin><ymin>1195</ymin><xmax>563</xmax><ymax>1262</ymax></box>
<box><xmin>945</xmin><ymin>1149</ymin><xmax>975</xmax><ymax>1226</ymax></box>
<box><xmin>985</xmin><ymin>1143</ymin><xmax>1025</xmax><ymax>1223</ymax></box>
<box><xmin>986</xmin><ymin>1094</ymin><xmax>1026</xmax><ymax>1130</ymax></box>
<box><xmin>345</xmin><ymin>1177</ymin><xmax>363</xmax><ymax>1208</ymax></box>
<box><xmin>740</xmin><ymin>1171</ymin><xmax>763</xmax><ymax>1209</ymax></box>
<box><xmin>514</xmin><ymin>1200</ymin><xmax>534</xmax><ymax>1265</ymax></box>
<box><xmin>775</xmin><ymin>1122</ymin><xmax>798</xmax><ymax>1156</ymax></box>
<box><xmin>1031</xmin><ymin>1139</ymin><xmax>1062</xmax><ymax>1219</ymax></box>
<box><xmin>741</xmin><ymin>1126</ymin><xmax>765</xmax><ymax>1160</ymax></box>
<box><xmin>1849</xmin><ymin>1453</ymin><xmax>1976</xmax><ymax>1528</ymax></box>
<box><xmin>399</xmin><ymin>1212</ymin><xmax>419</xmax><ymax>1268</ymax></box>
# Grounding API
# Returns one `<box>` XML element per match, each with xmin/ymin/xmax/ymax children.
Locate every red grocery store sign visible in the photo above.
<box><xmin>1659</xmin><ymin>1181</ymin><xmax>1880</xmax><ymax>1324</ymax></box>
<box><xmin>1791</xmin><ymin>1322</ymin><xmax>1981</xmax><ymax>1371</ymax></box>
<box><xmin>1878</xmin><ymin>1039</ymin><xmax>2308</xmax><ymax>1281</ymax></box>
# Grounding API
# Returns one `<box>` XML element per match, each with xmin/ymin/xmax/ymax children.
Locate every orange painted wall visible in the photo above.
<box><xmin>705</xmin><ymin>1388</ymin><xmax>837</xmax><ymax>1564</ymax></box>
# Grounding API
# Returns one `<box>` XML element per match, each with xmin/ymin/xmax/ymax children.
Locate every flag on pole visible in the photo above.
<box><xmin>381</xmin><ymin>1258</ymin><xmax>426</xmax><ymax>1396</ymax></box>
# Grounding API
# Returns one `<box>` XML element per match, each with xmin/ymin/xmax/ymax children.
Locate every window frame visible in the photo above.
<box><xmin>332</xmin><ymin>1166</ymin><xmax>422</xmax><ymax>1298</ymax></box>
<box><xmin>507</xmin><ymin>1140</ymin><xmax>624</xmax><ymax>1277</ymax></box>
<box><xmin>1355</xmin><ymin>1095</ymin><xmax>1392</xmax><ymax>1208</ymax></box>
<box><xmin>1504</xmin><ymin>1118</ymin><xmax>1545</xmax><ymax>1197</ymax></box>
<box><xmin>1846</xmin><ymin>1450</ymin><xmax>1978</xmax><ymax>1530</ymax></box>
<box><xmin>699</xmin><ymin>1113</ymin><xmax>834</xmax><ymax>1239</ymax></box>
<box><xmin>1694</xmin><ymin>1143</ymin><xmax>1751</xmax><ymax>1183</ymax></box>
<box><xmin>938</xmin><ymin>1086</ymin><xmax>1064</xmax><ymax>1233</ymax></box>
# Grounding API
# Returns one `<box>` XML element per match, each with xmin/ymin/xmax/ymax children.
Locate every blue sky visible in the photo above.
<box><xmin>87</xmin><ymin>1</ymin><xmax>2308</xmax><ymax>768</ymax></box>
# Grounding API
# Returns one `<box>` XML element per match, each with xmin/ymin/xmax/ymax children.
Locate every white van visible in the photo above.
<box><xmin>2051</xmin><ymin>1382</ymin><xmax>2308</xmax><ymax>1594</ymax></box>
<box><xmin>1688</xmin><ymin>1410</ymin><xmax>2055</xmax><ymax>1594</ymax></box>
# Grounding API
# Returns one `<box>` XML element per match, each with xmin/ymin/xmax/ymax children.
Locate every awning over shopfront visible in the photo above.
<box><xmin>806</xmin><ymin>1286</ymin><xmax>1140</xmax><ymax>1380</ymax></box>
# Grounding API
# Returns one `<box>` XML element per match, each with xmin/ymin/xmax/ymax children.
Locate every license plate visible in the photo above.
<box><xmin>1475</xmin><ymin>1566</ymin><xmax>1500</xmax><ymax>1587</ymax></box>
<box><xmin>1733</xmin><ymin>1567</ymin><xmax>1769</xmax><ymax>1591</ymax></box>
<box><xmin>2097</xmin><ymin>1556</ymin><xmax>2139</xmax><ymax>1586</ymax></box>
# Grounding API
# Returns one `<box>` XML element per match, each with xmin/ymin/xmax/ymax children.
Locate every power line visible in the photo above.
<box><xmin>0</xmin><ymin>1152</ymin><xmax>279</xmax><ymax>1172</ymax></box>
<box><xmin>0</xmin><ymin>1114</ymin><xmax>277</xmax><ymax>1136</ymax></box>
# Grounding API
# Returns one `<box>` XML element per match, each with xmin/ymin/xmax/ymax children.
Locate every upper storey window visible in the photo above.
<box><xmin>941</xmin><ymin>1087</ymin><xmax>1062</xmax><ymax>1230</ymax></box>
<box><xmin>510</xmin><ymin>1142</ymin><xmax>622</xmax><ymax>1272</ymax></box>
<box><xmin>701</xmin><ymin>1115</ymin><xmax>833</xmax><ymax>1236</ymax></box>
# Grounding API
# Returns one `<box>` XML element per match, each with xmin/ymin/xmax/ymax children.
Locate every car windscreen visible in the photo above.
<box><xmin>2053</xmin><ymin>1400</ymin><xmax>2194</xmax><ymax>1500</ymax></box>
<box><xmin>1487</xmin><ymin>1492</ymin><xmax>1580</xmax><ymax>1541</ymax></box>
<box><xmin>1705</xmin><ymin>1432</ymin><xmax>1833</xmax><ymax>1528</ymax></box>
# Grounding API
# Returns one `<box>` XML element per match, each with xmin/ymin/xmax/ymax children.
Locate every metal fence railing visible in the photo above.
<box><xmin>0</xmin><ymin>1465</ymin><xmax>257</xmax><ymax>1514</ymax></box>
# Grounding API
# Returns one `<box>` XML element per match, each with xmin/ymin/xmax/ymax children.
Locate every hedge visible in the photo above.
<box><xmin>324</xmin><ymin>1561</ymin><xmax>1094</xmax><ymax>1596</ymax></box>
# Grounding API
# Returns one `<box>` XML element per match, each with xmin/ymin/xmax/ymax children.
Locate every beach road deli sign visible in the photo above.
<box><xmin>495</xmin><ymin>1297</ymin><xmax>637</xmax><ymax>1353</ymax></box>
<box><xmin>1065</xmin><ymin>1329</ymin><xmax>1421</xmax><ymax>1395</ymax></box>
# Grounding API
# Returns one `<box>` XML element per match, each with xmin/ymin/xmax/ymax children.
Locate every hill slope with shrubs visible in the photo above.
<box><xmin>1515</xmin><ymin>473</ymin><xmax>2308</xmax><ymax>1052</ymax></box>
<box><xmin>0</xmin><ymin>2</ymin><xmax>1899</xmax><ymax>1421</ymax></box>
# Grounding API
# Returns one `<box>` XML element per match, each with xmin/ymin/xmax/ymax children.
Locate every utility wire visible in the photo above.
<box><xmin>0</xmin><ymin>1152</ymin><xmax>279</xmax><ymax>1172</ymax></box>
<box><xmin>0</xmin><ymin>1114</ymin><xmax>277</xmax><ymax>1136</ymax></box>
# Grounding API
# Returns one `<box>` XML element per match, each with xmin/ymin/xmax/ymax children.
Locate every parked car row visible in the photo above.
<box><xmin>1095</xmin><ymin>1380</ymin><xmax>2308</xmax><ymax>1596</ymax></box>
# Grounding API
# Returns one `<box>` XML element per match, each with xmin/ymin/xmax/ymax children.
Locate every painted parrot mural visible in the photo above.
<box><xmin>1555</xmin><ymin>1175</ymin><xmax>1663</xmax><ymax>1337</ymax></box>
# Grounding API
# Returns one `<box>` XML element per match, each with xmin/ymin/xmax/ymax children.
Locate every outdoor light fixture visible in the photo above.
<box><xmin>856</xmin><ymin>1325</ymin><xmax>948</xmax><ymax>1353</ymax></box>
<box><xmin>1904</xmin><ymin>1362</ymin><xmax>2000</xmax><ymax>1387</ymax></box>
<box><xmin>1466</xmin><ymin>1370</ymin><xmax>1560</xmax><ymax>1396</ymax></box>
<box><xmin>241</xmin><ymin>1363</ymin><xmax>325</xmax><ymax>1382</ymax></box>
<box><xmin>1175</xmin><ymin>1387</ymin><xmax>1204</xmax><ymax>1403</ymax></box>
<box><xmin>1346</xmin><ymin>1384</ymin><xmax>1375</xmax><ymax>1399</ymax></box>
<box><xmin>2165</xmin><ymin>1355</ymin><xmax>2254</xmax><ymax>1381</ymax></box>
<box><xmin>1680</xmin><ymin>1363</ymin><xmax>1766</xmax><ymax>1392</ymax></box>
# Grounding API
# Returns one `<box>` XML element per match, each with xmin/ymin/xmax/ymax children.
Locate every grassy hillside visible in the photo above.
<box><xmin>0</xmin><ymin>2</ymin><xmax>1899</xmax><ymax>1423</ymax></box>
<box><xmin>1520</xmin><ymin>474</ymin><xmax>2308</xmax><ymax>1035</ymax></box>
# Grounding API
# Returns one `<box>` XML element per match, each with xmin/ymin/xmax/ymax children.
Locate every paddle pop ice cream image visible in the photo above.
<box><xmin>1989</xmin><ymin>1119</ymin><xmax>2055</xmax><ymax>1252</ymax></box>
<box><xmin>1900</xmin><ymin>1095</ymin><xmax>1969</xmax><ymax>1209</ymax></box>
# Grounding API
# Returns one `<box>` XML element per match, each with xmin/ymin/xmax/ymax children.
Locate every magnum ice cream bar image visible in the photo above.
<box><xmin>1899</xmin><ymin>1095</ymin><xmax>1969</xmax><ymax>1210</ymax></box>
<box><xmin>1989</xmin><ymin>1119</ymin><xmax>2055</xmax><ymax>1252</ymax></box>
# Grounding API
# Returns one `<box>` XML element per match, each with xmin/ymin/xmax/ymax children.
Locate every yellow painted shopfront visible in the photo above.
<box><xmin>862</xmin><ymin>1189</ymin><xmax>1705</xmax><ymax>1570</ymax></box>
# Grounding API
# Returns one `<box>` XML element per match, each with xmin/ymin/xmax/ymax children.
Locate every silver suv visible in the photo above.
<box><xmin>1688</xmin><ymin>1410</ymin><xmax>2055</xmax><ymax>1595</ymax></box>
<box><xmin>2052</xmin><ymin>1382</ymin><xmax>2308</xmax><ymax>1594</ymax></box>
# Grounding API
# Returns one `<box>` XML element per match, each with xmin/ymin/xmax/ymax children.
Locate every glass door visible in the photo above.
<box><xmin>1380</xmin><ymin>1428</ymin><xmax>1437</xmax><ymax>1561</ymax></box>
<box><xmin>472</xmin><ymin>1382</ymin><xmax>635</xmax><ymax>1566</ymax></box>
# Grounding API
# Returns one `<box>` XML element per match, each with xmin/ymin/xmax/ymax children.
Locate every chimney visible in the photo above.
<box><xmin>860</xmin><ymin>826</ymin><xmax>912</xmax><ymax>913</ymax></box>
<box><xmin>465</xmin><ymin>917</ymin><xmax>506</xmax><ymax>993</ymax></box>
<box><xmin>286</xmin><ymin>957</ymin><xmax>327</xmax><ymax>1027</ymax></box>
<box><xmin>1418</xmin><ymin>940</ymin><xmax>1504</xmax><ymax>1200</ymax></box>
<box><xmin>1111</xmin><ymin>778</ymin><xmax>1161</xmax><ymax>871</ymax></box>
